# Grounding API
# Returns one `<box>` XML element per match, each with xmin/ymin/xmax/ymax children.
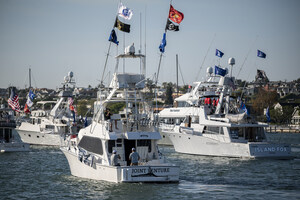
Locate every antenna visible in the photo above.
<box><xmin>176</xmin><ymin>54</ymin><xmax>179</xmax><ymax>96</ymax></box>
<box><xmin>29</xmin><ymin>68</ymin><xmax>31</xmax><ymax>88</ymax></box>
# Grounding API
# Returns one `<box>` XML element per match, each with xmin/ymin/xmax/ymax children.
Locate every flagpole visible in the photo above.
<box><xmin>155</xmin><ymin>53</ymin><xmax>163</xmax><ymax>85</ymax></box>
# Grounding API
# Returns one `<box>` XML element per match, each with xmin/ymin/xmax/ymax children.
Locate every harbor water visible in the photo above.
<box><xmin>1</xmin><ymin>144</ymin><xmax>300</xmax><ymax>199</ymax></box>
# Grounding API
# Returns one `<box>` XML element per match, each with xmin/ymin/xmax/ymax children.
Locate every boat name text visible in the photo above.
<box><xmin>131</xmin><ymin>167</ymin><xmax>170</xmax><ymax>174</ymax></box>
<box><xmin>254</xmin><ymin>146</ymin><xmax>288</xmax><ymax>153</ymax></box>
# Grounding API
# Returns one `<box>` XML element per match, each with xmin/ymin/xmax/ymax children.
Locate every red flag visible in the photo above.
<box><xmin>69</xmin><ymin>105</ymin><xmax>74</xmax><ymax>111</ymax></box>
<box><xmin>168</xmin><ymin>5</ymin><xmax>184</xmax><ymax>24</ymax></box>
<box><xmin>24</xmin><ymin>103</ymin><xmax>31</xmax><ymax>114</ymax></box>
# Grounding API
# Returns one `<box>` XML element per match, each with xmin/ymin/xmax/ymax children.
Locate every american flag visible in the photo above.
<box><xmin>8</xmin><ymin>89</ymin><xmax>20</xmax><ymax>112</ymax></box>
<box><xmin>68</xmin><ymin>97</ymin><xmax>73</xmax><ymax>106</ymax></box>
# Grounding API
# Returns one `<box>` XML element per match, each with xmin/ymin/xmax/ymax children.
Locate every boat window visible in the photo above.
<box><xmin>220</xmin><ymin>127</ymin><xmax>224</xmax><ymax>135</ymax></box>
<box><xmin>108</xmin><ymin>140</ymin><xmax>116</xmax><ymax>153</ymax></box>
<box><xmin>78</xmin><ymin>136</ymin><xmax>103</xmax><ymax>155</ymax></box>
<box><xmin>192</xmin><ymin>116</ymin><xmax>199</xmax><ymax>123</ymax></box>
<box><xmin>116</xmin><ymin>138</ymin><xmax>122</xmax><ymax>147</ymax></box>
<box><xmin>46</xmin><ymin>125</ymin><xmax>55</xmax><ymax>129</ymax></box>
<box><xmin>38</xmin><ymin>119</ymin><xmax>41</xmax><ymax>124</ymax></box>
<box><xmin>204</xmin><ymin>126</ymin><xmax>220</xmax><ymax>134</ymax></box>
<box><xmin>64</xmin><ymin>126</ymin><xmax>68</xmax><ymax>134</ymax></box>
<box><xmin>137</xmin><ymin>139</ymin><xmax>151</xmax><ymax>152</ymax></box>
<box><xmin>164</xmin><ymin>118</ymin><xmax>174</xmax><ymax>124</ymax></box>
<box><xmin>230</xmin><ymin>128</ymin><xmax>240</xmax><ymax>139</ymax></box>
<box><xmin>255</xmin><ymin>127</ymin><xmax>266</xmax><ymax>141</ymax></box>
<box><xmin>244</xmin><ymin>127</ymin><xmax>265</xmax><ymax>142</ymax></box>
<box><xmin>117</xmin><ymin>138</ymin><xmax>122</xmax><ymax>143</ymax></box>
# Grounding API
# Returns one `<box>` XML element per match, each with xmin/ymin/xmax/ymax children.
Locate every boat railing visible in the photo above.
<box><xmin>103</xmin><ymin>118</ymin><xmax>157</xmax><ymax>133</ymax></box>
<box><xmin>122</xmin><ymin>119</ymin><xmax>156</xmax><ymax>133</ymax></box>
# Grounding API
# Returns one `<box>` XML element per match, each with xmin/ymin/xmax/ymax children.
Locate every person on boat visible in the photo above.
<box><xmin>212</xmin><ymin>98</ymin><xmax>217</xmax><ymax>112</ymax></box>
<box><xmin>111</xmin><ymin>150</ymin><xmax>121</xmax><ymax>166</ymax></box>
<box><xmin>212</xmin><ymin>98</ymin><xmax>216</xmax><ymax>107</ymax></box>
<box><xmin>129</xmin><ymin>148</ymin><xmax>140</xmax><ymax>166</ymax></box>
<box><xmin>104</xmin><ymin>108</ymin><xmax>118</xmax><ymax>131</ymax></box>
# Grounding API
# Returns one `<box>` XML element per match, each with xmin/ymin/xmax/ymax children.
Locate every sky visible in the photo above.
<box><xmin>0</xmin><ymin>0</ymin><xmax>300</xmax><ymax>89</ymax></box>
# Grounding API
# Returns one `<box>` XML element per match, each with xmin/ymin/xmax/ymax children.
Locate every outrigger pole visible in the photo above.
<box><xmin>194</xmin><ymin>33</ymin><xmax>215</xmax><ymax>82</ymax></box>
<box><xmin>100</xmin><ymin>42</ymin><xmax>112</xmax><ymax>87</ymax></box>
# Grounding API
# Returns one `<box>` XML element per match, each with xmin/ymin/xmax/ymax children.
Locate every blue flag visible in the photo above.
<box><xmin>29</xmin><ymin>89</ymin><xmax>36</xmax><ymax>100</ymax></box>
<box><xmin>216</xmin><ymin>49</ymin><xmax>224</xmax><ymax>58</ymax></box>
<box><xmin>72</xmin><ymin>111</ymin><xmax>76</xmax><ymax>123</ymax></box>
<box><xmin>108</xmin><ymin>29</ymin><xmax>119</xmax><ymax>45</ymax></box>
<box><xmin>215</xmin><ymin>66</ymin><xmax>226</xmax><ymax>76</ymax></box>
<box><xmin>240</xmin><ymin>101</ymin><xmax>249</xmax><ymax>115</ymax></box>
<box><xmin>266</xmin><ymin>106</ymin><xmax>271</xmax><ymax>122</ymax></box>
<box><xmin>84</xmin><ymin>116</ymin><xmax>88</xmax><ymax>127</ymax></box>
<box><xmin>159</xmin><ymin>33</ymin><xmax>167</xmax><ymax>53</ymax></box>
<box><xmin>257</xmin><ymin>50</ymin><xmax>266</xmax><ymax>58</ymax></box>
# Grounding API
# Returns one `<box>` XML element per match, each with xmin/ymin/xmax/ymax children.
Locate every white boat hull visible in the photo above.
<box><xmin>158</xmin><ymin>132</ymin><xmax>173</xmax><ymax>146</ymax></box>
<box><xmin>16</xmin><ymin>129</ymin><xmax>61</xmax><ymax>146</ymax></box>
<box><xmin>61</xmin><ymin>148</ymin><xmax>179</xmax><ymax>183</ymax></box>
<box><xmin>0</xmin><ymin>142</ymin><xmax>30</xmax><ymax>153</ymax></box>
<box><xmin>166</xmin><ymin>131</ymin><xmax>293</xmax><ymax>159</ymax></box>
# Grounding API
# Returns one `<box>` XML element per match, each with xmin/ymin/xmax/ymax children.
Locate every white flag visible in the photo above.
<box><xmin>118</xmin><ymin>3</ymin><xmax>133</xmax><ymax>20</ymax></box>
<box><xmin>26</xmin><ymin>96</ymin><xmax>33</xmax><ymax>107</ymax></box>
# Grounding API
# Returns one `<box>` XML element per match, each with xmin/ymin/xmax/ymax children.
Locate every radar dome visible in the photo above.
<box><xmin>125</xmin><ymin>43</ymin><xmax>135</xmax><ymax>55</ymax></box>
<box><xmin>68</xmin><ymin>71</ymin><xmax>73</xmax><ymax>78</ymax></box>
<box><xmin>206</xmin><ymin>67</ymin><xmax>213</xmax><ymax>75</ymax></box>
<box><xmin>228</xmin><ymin>57</ymin><xmax>235</xmax><ymax>65</ymax></box>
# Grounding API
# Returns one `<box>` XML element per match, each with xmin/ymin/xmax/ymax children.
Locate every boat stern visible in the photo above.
<box><xmin>249</xmin><ymin>143</ymin><xmax>293</xmax><ymax>159</ymax></box>
<box><xmin>120</xmin><ymin>165</ymin><xmax>180</xmax><ymax>183</ymax></box>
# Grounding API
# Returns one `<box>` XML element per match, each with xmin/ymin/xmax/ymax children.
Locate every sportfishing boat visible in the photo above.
<box><xmin>61</xmin><ymin>45</ymin><xmax>179</xmax><ymax>183</ymax></box>
<box><xmin>0</xmin><ymin>105</ymin><xmax>30</xmax><ymax>152</ymax></box>
<box><xmin>159</xmin><ymin>58</ymin><xmax>293</xmax><ymax>159</ymax></box>
<box><xmin>16</xmin><ymin>72</ymin><xmax>79</xmax><ymax>146</ymax></box>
